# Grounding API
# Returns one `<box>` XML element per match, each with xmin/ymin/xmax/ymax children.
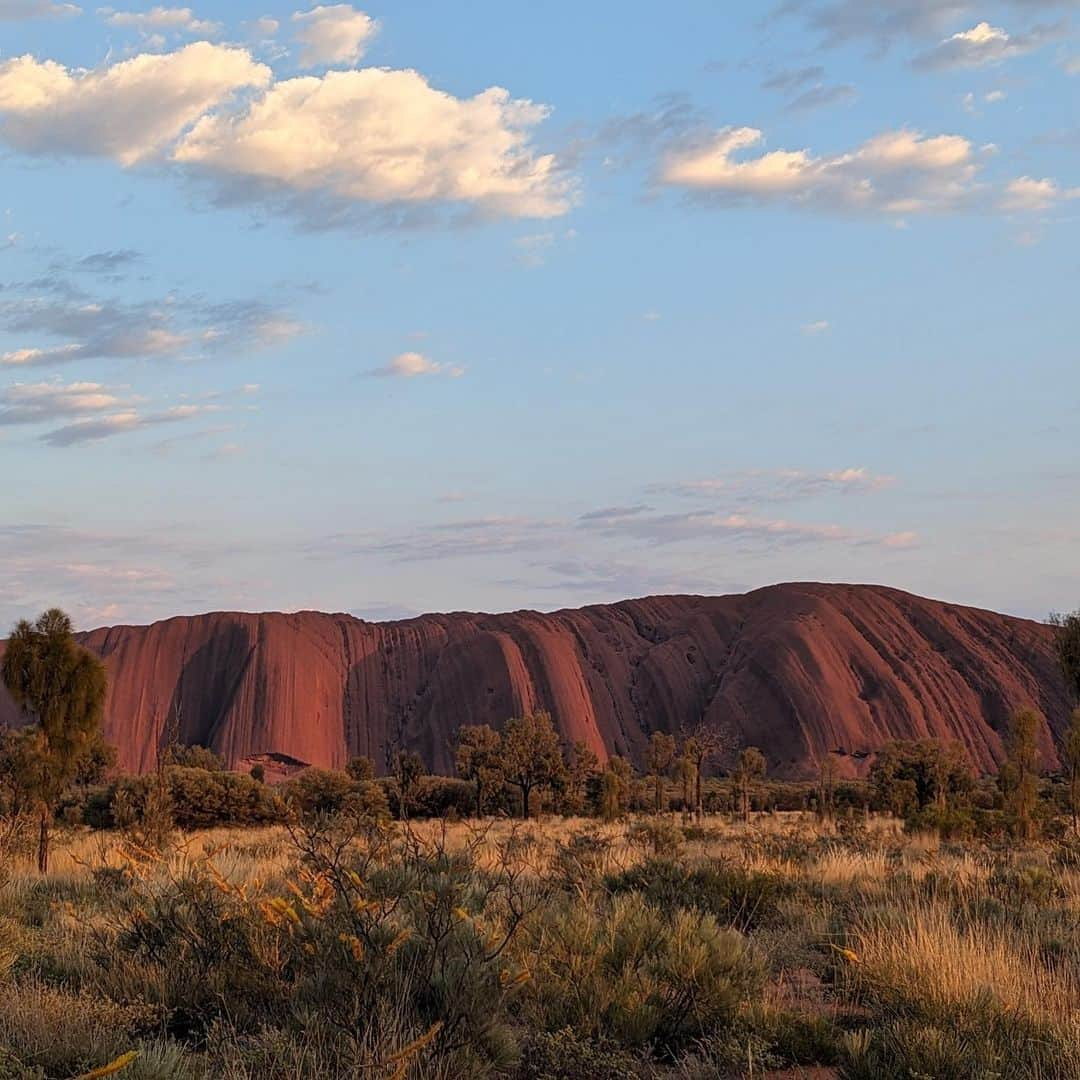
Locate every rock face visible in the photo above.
<box><xmin>0</xmin><ymin>584</ymin><xmax>1069</xmax><ymax>778</ymax></box>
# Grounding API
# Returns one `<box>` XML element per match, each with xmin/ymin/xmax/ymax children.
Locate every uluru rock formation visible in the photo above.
<box><xmin>0</xmin><ymin>584</ymin><xmax>1070</xmax><ymax>779</ymax></box>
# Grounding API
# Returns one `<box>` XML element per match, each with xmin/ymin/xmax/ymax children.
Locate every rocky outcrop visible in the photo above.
<box><xmin>0</xmin><ymin>584</ymin><xmax>1069</xmax><ymax>778</ymax></box>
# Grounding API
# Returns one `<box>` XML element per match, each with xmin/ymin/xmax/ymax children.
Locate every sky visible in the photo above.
<box><xmin>0</xmin><ymin>0</ymin><xmax>1077</xmax><ymax>629</ymax></box>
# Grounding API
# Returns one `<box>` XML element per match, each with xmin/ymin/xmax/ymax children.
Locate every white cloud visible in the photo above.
<box><xmin>662</xmin><ymin>126</ymin><xmax>980</xmax><ymax>216</ymax></box>
<box><xmin>582</xmin><ymin>507</ymin><xmax>917</xmax><ymax>550</ymax></box>
<box><xmin>913</xmin><ymin>21</ymin><xmax>1054</xmax><ymax>71</ymax></box>
<box><xmin>0</xmin><ymin>379</ymin><xmax>221</xmax><ymax>445</ymax></box>
<box><xmin>0</xmin><ymin>291</ymin><xmax>303</xmax><ymax>365</ymax></box>
<box><xmin>883</xmin><ymin>531</ymin><xmax>919</xmax><ymax>549</ymax></box>
<box><xmin>0</xmin><ymin>40</ymin><xmax>572</xmax><ymax>222</ymax></box>
<box><xmin>249</xmin><ymin>15</ymin><xmax>279</xmax><ymax>37</ymax></box>
<box><xmin>985</xmin><ymin>90</ymin><xmax>1007</xmax><ymax>104</ymax></box>
<box><xmin>99</xmin><ymin>6</ymin><xmax>221</xmax><ymax>37</ymax></box>
<box><xmin>175</xmin><ymin>67</ymin><xmax>572</xmax><ymax>219</ymax></box>
<box><xmin>0</xmin><ymin>43</ymin><xmax>270</xmax><ymax>165</ymax></box>
<box><xmin>802</xmin><ymin>319</ymin><xmax>830</xmax><ymax>335</ymax></box>
<box><xmin>1001</xmin><ymin>175</ymin><xmax>1080</xmax><ymax>212</ymax></box>
<box><xmin>43</xmin><ymin>403</ymin><xmax>210</xmax><ymax>445</ymax></box>
<box><xmin>0</xmin><ymin>379</ymin><xmax>123</xmax><ymax>424</ymax></box>
<box><xmin>784</xmin><ymin>1</ymin><xmax>1066</xmax><ymax>53</ymax></box>
<box><xmin>291</xmin><ymin>4</ymin><xmax>376</xmax><ymax>67</ymax></box>
<box><xmin>366</xmin><ymin>351</ymin><xmax>464</xmax><ymax>378</ymax></box>
<box><xmin>0</xmin><ymin>0</ymin><xmax>80</xmax><ymax>18</ymax></box>
<box><xmin>1</xmin><ymin>344</ymin><xmax>85</xmax><ymax>367</ymax></box>
<box><xmin>648</xmin><ymin>467</ymin><xmax>894</xmax><ymax>503</ymax></box>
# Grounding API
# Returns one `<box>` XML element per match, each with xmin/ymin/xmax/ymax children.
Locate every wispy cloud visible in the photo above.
<box><xmin>0</xmin><ymin>289</ymin><xmax>304</xmax><ymax>367</ymax></box>
<box><xmin>98</xmin><ymin>5</ymin><xmax>221</xmax><ymax>38</ymax></box>
<box><xmin>365</xmin><ymin>352</ymin><xmax>464</xmax><ymax>378</ymax></box>
<box><xmin>41</xmin><ymin>404</ymin><xmax>212</xmax><ymax>446</ymax></box>
<box><xmin>646</xmin><ymin>467</ymin><xmax>894</xmax><ymax>502</ymax></box>
<box><xmin>0</xmin><ymin>0</ymin><xmax>80</xmax><ymax>19</ymax></box>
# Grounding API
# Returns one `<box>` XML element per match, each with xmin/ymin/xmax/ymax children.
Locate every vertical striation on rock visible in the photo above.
<box><xmin>0</xmin><ymin>584</ymin><xmax>1069</xmax><ymax>778</ymax></box>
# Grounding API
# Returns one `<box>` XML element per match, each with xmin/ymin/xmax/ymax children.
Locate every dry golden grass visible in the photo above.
<box><xmin>850</xmin><ymin>901</ymin><xmax>1080</xmax><ymax>1032</ymax></box>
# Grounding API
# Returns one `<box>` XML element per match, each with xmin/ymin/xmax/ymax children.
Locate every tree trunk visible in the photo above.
<box><xmin>654</xmin><ymin>775</ymin><xmax>662</xmax><ymax>814</ymax></box>
<box><xmin>520</xmin><ymin>783</ymin><xmax>531</xmax><ymax>819</ymax></box>
<box><xmin>37</xmin><ymin>808</ymin><xmax>49</xmax><ymax>875</ymax></box>
<box><xmin>475</xmin><ymin>779</ymin><xmax>483</xmax><ymax>819</ymax></box>
<box><xmin>695</xmin><ymin>763</ymin><xmax>703</xmax><ymax>822</ymax></box>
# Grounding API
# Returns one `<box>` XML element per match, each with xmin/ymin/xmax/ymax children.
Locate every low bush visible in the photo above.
<box><xmin>605</xmin><ymin>857</ymin><xmax>790</xmax><ymax>931</ymax></box>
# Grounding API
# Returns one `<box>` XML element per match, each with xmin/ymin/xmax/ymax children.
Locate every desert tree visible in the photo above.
<box><xmin>1049</xmin><ymin>610</ymin><xmax>1080</xmax><ymax>705</ymax></box>
<box><xmin>868</xmin><ymin>739</ymin><xmax>974</xmax><ymax>818</ymax></box>
<box><xmin>501</xmin><ymin>710</ymin><xmax>565</xmax><ymax>819</ymax></box>
<box><xmin>454</xmin><ymin>724</ymin><xmax>503</xmax><ymax>818</ymax></box>
<box><xmin>644</xmin><ymin>731</ymin><xmax>676</xmax><ymax>814</ymax></box>
<box><xmin>733</xmin><ymin>746</ymin><xmax>767</xmax><ymax>823</ymax></box>
<box><xmin>1</xmin><ymin>608</ymin><xmax>107</xmax><ymax>872</ymax></box>
<box><xmin>605</xmin><ymin>755</ymin><xmax>633</xmax><ymax>817</ymax></box>
<box><xmin>563</xmin><ymin>739</ymin><xmax>599</xmax><ymax>816</ymax></box>
<box><xmin>1064</xmin><ymin>709</ymin><xmax>1080</xmax><ymax>834</ymax></box>
<box><xmin>999</xmin><ymin>708</ymin><xmax>1043</xmax><ymax>840</ymax></box>
<box><xmin>599</xmin><ymin>768</ymin><xmax>622</xmax><ymax>822</ymax></box>
<box><xmin>345</xmin><ymin>755</ymin><xmax>376</xmax><ymax>782</ymax></box>
<box><xmin>391</xmin><ymin>750</ymin><xmax>426</xmax><ymax>820</ymax></box>
<box><xmin>677</xmin><ymin>754</ymin><xmax>695</xmax><ymax>818</ymax></box>
<box><xmin>680</xmin><ymin>719</ymin><xmax>734</xmax><ymax>821</ymax></box>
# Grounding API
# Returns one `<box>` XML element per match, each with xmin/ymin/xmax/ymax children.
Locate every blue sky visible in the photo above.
<box><xmin>0</xmin><ymin>0</ymin><xmax>1077</xmax><ymax>628</ymax></box>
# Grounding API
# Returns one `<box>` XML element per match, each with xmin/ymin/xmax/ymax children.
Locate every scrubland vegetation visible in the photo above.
<box><xmin>0</xmin><ymin>811</ymin><xmax>1079</xmax><ymax>1079</ymax></box>
<box><xmin>0</xmin><ymin>607</ymin><xmax>1078</xmax><ymax>1078</ymax></box>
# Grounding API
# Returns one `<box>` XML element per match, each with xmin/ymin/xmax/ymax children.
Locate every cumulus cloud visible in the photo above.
<box><xmin>0</xmin><ymin>39</ymin><xmax>572</xmax><ymax>222</ymax></box>
<box><xmin>661</xmin><ymin>126</ymin><xmax>984</xmax><ymax>215</ymax></box>
<box><xmin>174</xmin><ymin>68</ymin><xmax>572</xmax><ymax>219</ymax></box>
<box><xmin>366</xmin><ymin>351</ymin><xmax>464</xmax><ymax>378</ymax></box>
<box><xmin>291</xmin><ymin>4</ymin><xmax>376</xmax><ymax>67</ymax></box>
<box><xmin>98</xmin><ymin>5</ymin><xmax>221</xmax><ymax>37</ymax></box>
<box><xmin>802</xmin><ymin>319</ymin><xmax>830</xmax><ymax>335</ymax></box>
<box><xmin>1000</xmin><ymin>175</ymin><xmax>1080</xmax><ymax>211</ymax></box>
<box><xmin>0</xmin><ymin>43</ymin><xmax>270</xmax><ymax>165</ymax></box>
<box><xmin>913</xmin><ymin>21</ymin><xmax>1059</xmax><ymax>70</ymax></box>
<box><xmin>0</xmin><ymin>0</ymin><xmax>80</xmax><ymax>18</ymax></box>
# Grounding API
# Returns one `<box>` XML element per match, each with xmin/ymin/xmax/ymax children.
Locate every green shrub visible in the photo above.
<box><xmin>524</xmin><ymin>891</ymin><xmax>764</xmax><ymax>1055</ymax></box>
<box><xmin>605</xmin><ymin>858</ymin><xmax>789</xmax><ymax>931</ymax></box>
<box><xmin>515</xmin><ymin>1029</ymin><xmax>640</xmax><ymax>1079</ymax></box>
